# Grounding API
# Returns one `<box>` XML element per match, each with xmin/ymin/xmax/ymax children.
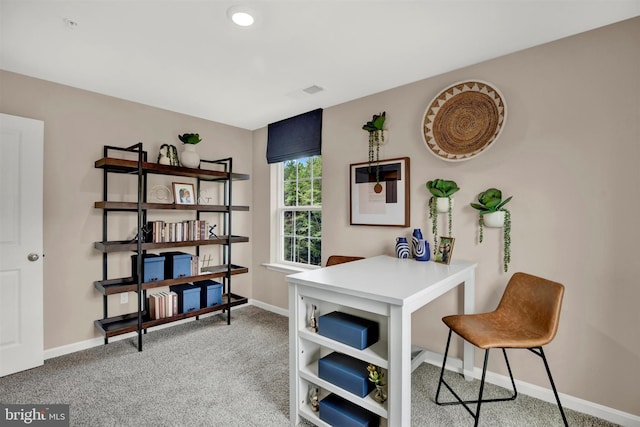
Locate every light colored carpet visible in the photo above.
<box><xmin>0</xmin><ymin>306</ymin><xmax>618</xmax><ymax>426</ymax></box>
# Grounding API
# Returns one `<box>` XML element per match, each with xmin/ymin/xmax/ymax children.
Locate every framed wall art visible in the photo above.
<box><xmin>350</xmin><ymin>157</ymin><xmax>410</xmax><ymax>227</ymax></box>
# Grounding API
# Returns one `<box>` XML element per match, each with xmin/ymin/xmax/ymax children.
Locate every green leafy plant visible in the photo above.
<box><xmin>362</xmin><ymin>112</ymin><xmax>386</xmax><ymax>184</ymax></box>
<box><xmin>470</xmin><ymin>188</ymin><xmax>512</xmax><ymax>272</ymax></box>
<box><xmin>426</xmin><ymin>179</ymin><xmax>459</xmax><ymax>254</ymax></box>
<box><xmin>367</xmin><ymin>364</ymin><xmax>385</xmax><ymax>385</ymax></box>
<box><xmin>178</xmin><ymin>133</ymin><xmax>202</xmax><ymax>144</ymax></box>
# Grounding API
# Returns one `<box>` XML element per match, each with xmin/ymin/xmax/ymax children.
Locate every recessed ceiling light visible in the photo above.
<box><xmin>227</xmin><ymin>6</ymin><xmax>255</xmax><ymax>27</ymax></box>
<box><xmin>63</xmin><ymin>18</ymin><xmax>78</xmax><ymax>29</ymax></box>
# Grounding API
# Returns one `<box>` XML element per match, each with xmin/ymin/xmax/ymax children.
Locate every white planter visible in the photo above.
<box><xmin>436</xmin><ymin>197</ymin><xmax>454</xmax><ymax>213</ymax></box>
<box><xmin>483</xmin><ymin>211</ymin><xmax>505</xmax><ymax>228</ymax></box>
<box><xmin>180</xmin><ymin>144</ymin><xmax>200</xmax><ymax>168</ymax></box>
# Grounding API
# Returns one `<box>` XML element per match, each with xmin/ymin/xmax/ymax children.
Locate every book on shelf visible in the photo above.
<box><xmin>148</xmin><ymin>291</ymin><xmax>179</xmax><ymax>319</ymax></box>
<box><xmin>145</xmin><ymin>220</ymin><xmax>210</xmax><ymax>243</ymax></box>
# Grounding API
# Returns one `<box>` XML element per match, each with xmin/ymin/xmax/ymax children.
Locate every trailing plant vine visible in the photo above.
<box><xmin>362</xmin><ymin>112</ymin><xmax>386</xmax><ymax>184</ymax></box>
<box><xmin>426</xmin><ymin>179</ymin><xmax>459</xmax><ymax>254</ymax></box>
<box><xmin>471</xmin><ymin>188</ymin><xmax>513</xmax><ymax>272</ymax></box>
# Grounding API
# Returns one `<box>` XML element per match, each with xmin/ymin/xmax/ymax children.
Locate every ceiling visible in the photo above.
<box><xmin>1</xmin><ymin>1</ymin><xmax>639</xmax><ymax>130</ymax></box>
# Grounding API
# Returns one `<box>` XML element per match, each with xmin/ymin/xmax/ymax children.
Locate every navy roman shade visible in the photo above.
<box><xmin>266</xmin><ymin>108</ymin><xmax>323</xmax><ymax>163</ymax></box>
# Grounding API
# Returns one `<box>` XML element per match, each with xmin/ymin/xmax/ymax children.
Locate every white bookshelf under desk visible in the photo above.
<box><xmin>287</xmin><ymin>255</ymin><xmax>477</xmax><ymax>427</ymax></box>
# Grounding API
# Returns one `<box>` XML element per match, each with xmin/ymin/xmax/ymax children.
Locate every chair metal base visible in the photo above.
<box><xmin>435</xmin><ymin>329</ymin><xmax>569</xmax><ymax>427</ymax></box>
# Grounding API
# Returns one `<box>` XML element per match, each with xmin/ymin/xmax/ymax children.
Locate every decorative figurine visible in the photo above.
<box><xmin>309</xmin><ymin>304</ymin><xmax>318</xmax><ymax>332</ymax></box>
<box><xmin>309</xmin><ymin>387</ymin><xmax>319</xmax><ymax>412</ymax></box>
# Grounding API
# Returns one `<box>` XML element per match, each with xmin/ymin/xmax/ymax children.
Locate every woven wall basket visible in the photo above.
<box><xmin>422</xmin><ymin>81</ymin><xmax>506</xmax><ymax>162</ymax></box>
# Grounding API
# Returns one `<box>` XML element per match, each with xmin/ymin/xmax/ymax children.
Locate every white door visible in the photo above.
<box><xmin>0</xmin><ymin>113</ymin><xmax>44</xmax><ymax>377</ymax></box>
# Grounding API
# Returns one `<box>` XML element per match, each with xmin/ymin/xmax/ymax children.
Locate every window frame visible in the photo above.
<box><xmin>276</xmin><ymin>156</ymin><xmax>322</xmax><ymax>269</ymax></box>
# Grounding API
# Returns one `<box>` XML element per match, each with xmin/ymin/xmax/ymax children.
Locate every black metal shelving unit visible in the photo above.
<box><xmin>94</xmin><ymin>143</ymin><xmax>249</xmax><ymax>351</ymax></box>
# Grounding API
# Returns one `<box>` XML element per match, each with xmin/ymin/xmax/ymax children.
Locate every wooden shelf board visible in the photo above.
<box><xmin>94</xmin><ymin>235</ymin><xmax>249</xmax><ymax>253</ymax></box>
<box><xmin>94</xmin><ymin>293</ymin><xmax>248</xmax><ymax>338</ymax></box>
<box><xmin>95</xmin><ymin>157</ymin><xmax>249</xmax><ymax>181</ymax></box>
<box><xmin>94</xmin><ymin>201</ymin><xmax>249</xmax><ymax>212</ymax></box>
<box><xmin>94</xmin><ymin>264</ymin><xmax>249</xmax><ymax>295</ymax></box>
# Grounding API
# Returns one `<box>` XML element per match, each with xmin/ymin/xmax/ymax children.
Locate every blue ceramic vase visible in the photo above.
<box><xmin>412</xmin><ymin>229</ymin><xmax>430</xmax><ymax>261</ymax></box>
<box><xmin>411</xmin><ymin>229</ymin><xmax>423</xmax><ymax>257</ymax></box>
<box><xmin>395</xmin><ymin>237</ymin><xmax>410</xmax><ymax>259</ymax></box>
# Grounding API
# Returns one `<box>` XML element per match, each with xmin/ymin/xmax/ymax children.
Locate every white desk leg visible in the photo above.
<box><xmin>288</xmin><ymin>283</ymin><xmax>300</xmax><ymax>426</ymax></box>
<box><xmin>388</xmin><ymin>305</ymin><xmax>412</xmax><ymax>426</ymax></box>
<box><xmin>463</xmin><ymin>273</ymin><xmax>476</xmax><ymax>381</ymax></box>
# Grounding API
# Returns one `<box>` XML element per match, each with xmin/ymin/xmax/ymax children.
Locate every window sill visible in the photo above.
<box><xmin>261</xmin><ymin>262</ymin><xmax>319</xmax><ymax>275</ymax></box>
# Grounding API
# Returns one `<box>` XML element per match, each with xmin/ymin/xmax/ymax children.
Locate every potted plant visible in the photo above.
<box><xmin>367</xmin><ymin>364</ymin><xmax>387</xmax><ymax>403</ymax></box>
<box><xmin>178</xmin><ymin>133</ymin><xmax>202</xmax><ymax>168</ymax></box>
<box><xmin>470</xmin><ymin>188</ymin><xmax>512</xmax><ymax>272</ymax></box>
<box><xmin>362</xmin><ymin>112</ymin><xmax>386</xmax><ymax>188</ymax></box>
<box><xmin>426</xmin><ymin>179</ymin><xmax>459</xmax><ymax>254</ymax></box>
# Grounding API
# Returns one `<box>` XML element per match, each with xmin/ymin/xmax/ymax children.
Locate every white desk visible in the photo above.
<box><xmin>287</xmin><ymin>255</ymin><xmax>477</xmax><ymax>427</ymax></box>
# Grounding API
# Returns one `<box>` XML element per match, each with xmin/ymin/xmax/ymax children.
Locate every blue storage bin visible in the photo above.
<box><xmin>131</xmin><ymin>254</ymin><xmax>165</xmax><ymax>283</ymax></box>
<box><xmin>194</xmin><ymin>280</ymin><xmax>223</xmax><ymax>307</ymax></box>
<box><xmin>319</xmin><ymin>393</ymin><xmax>380</xmax><ymax>427</ymax></box>
<box><xmin>318</xmin><ymin>311</ymin><xmax>379</xmax><ymax>350</ymax></box>
<box><xmin>169</xmin><ymin>283</ymin><xmax>201</xmax><ymax>314</ymax></box>
<box><xmin>160</xmin><ymin>251</ymin><xmax>192</xmax><ymax>279</ymax></box>
<box><xmin>318</xmin><ymin>352</ymin><xmax>374</xmax><ymax>398</ymax></box>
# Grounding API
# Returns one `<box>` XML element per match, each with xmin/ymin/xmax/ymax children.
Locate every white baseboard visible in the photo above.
<box><xmin>43</xmin><ymin>315</ymin><xmax>208</xmax><ymax>359</ymax></box>
<box><xmin>421</xmin><ymin>352</ymin><xmax>640</xmax><ymax>427</ymax></box>
<box><xmin>247</xmin><ymin>298</ymin><xmax>288</xmax><ymax>316</ymax></box>
<box><xmin>43</xmin><ymin>302</ymin><xmax>640</xmax><ymax>427</ymax></box>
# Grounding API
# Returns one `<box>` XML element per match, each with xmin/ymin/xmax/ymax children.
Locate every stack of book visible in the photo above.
<box><xmin>148</xmin><ymin>291</ymin><xmax>178</xmax><ymax>319</ymax></box>
<box><xmin>145</xmin><ymin>220</ymin><xmax>210</xmax><ymax>243</ymax></box>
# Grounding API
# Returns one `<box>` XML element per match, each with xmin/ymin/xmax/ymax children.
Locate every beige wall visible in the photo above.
<box><xmin>0</xmin><ymin>70</ymin><xmax>254</xmax><ymax>350</ymax></box>
<box><xmin>251</xmin><ymin>17</ymin><xmax>640</xmax><ymax>415</ymax></box>
<box><xmin>1</xmin><ymin>15</ymin><xmax>638</xmax><ymax>418</ymax></box>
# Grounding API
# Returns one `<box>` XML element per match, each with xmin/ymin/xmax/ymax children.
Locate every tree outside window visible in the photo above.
<box><xmin>281</xmin><ymin>156</ymin><xmax>321</xmax><ymax>266</ymax></box>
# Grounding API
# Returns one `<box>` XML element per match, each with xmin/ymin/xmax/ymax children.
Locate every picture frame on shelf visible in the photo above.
<box><xmin>349</xmin><ymin>157</ymin><xmax>410</xmax><ymax>227</ymax></box>
<box><xmin>172</xmin><ymin>182</ymin><xmax>196</xmax><ymax>205</ymax></box>
<box><xmin>434</xmin><ymin>236</ymin><xmax>455</xmax><ymax>265</ymax></box>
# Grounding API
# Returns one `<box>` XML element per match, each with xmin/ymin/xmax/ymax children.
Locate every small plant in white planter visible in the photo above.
<box><xmin>426</xmin><ymin>179</ymin><xmax>459</xmax><ymax>254</ymax></box>
<box><xmin>470</xmin><ymin>188</ymin><xmax>512</xmax><ymax>272</ymax></box>
<box><xmin>178</xmin><ymin>133</ymin><xmax>202</xmax><ymax>168</ymax></box>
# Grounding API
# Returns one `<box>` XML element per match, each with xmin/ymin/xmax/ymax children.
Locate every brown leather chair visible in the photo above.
<box><xmin>325</xmin><ymin>255</ymin><xmax>365</xmax><ymax>266</ymax></box>
<box><xmin>435</xmin><ymin>272</ymin><xmax>568</xmax><ymax>426</ymax></box>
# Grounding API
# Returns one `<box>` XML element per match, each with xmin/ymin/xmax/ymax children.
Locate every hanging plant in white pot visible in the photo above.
<box><xmin>362</xmin><ymin>112</ymin><xmax>387</xmax><ymax>192</ymax></box>
<box><xmin>470</xmin><ymin>188</ymin><xmax>512</xmax><ymax>272</ymax></box>
<box><xmin>426</xmin><ymin>179</ymin><xmax>459</xmax><ymax>255</ymax></box>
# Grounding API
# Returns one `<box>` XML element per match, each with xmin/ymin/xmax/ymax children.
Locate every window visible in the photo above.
<box><xmin>279</xmin><ymin>156</ymin><xmax>322</xmax><ymax>267</ymax></box>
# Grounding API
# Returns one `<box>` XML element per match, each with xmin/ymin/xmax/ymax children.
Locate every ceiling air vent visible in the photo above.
<box><xmin>303</xmin><ymin>85</ymin><xmax>324</xmax><ymax>95</ymax></box>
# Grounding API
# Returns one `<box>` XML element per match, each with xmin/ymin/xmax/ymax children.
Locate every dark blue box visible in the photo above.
<box><xmin>318</xmin><ymin>352</ymin><xmax>374</xmax><ymax>398</ymax></box>
<box><xmin>319</xmin><ymin>394</ymin><xmax>380</xmax><ymax>427</ymax></box>
<box><xmin>318</xmin><ymin>311</ymin><xmax>379</xmax><ymax>350</ymax></box>
<box><xmin>194</xmin><ymin>280</ymin><xmax>223</xmax><ymax>307</ymax></box>
<box><xmin>131</xmin><ymin>254</ymin><xmax>165</xmax><ymax>283</ymax></box>
<box><xmin>160</xmin><ymin>251</ymin><xmax>192</xmax><ymax>279</ymax></box>
<box><xmin>169</xmin><ymin>283</ymin><xmax>201</xmax><ymax>314</ymax></box>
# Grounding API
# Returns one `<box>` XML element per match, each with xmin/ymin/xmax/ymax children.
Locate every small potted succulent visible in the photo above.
<box><xmin>426</xmin><ymin>179</ymin><xmax>459</xmax><ymax>254</ymax></box>
<box><xmin>367</xmin><ymin>364</ymin><xmax>387</xmax><ymax>403</ymax></box>
<box><xmin>178</xmin><ymin>133</ymin><xmax>202</xmax><ymax>168</ymax></box>
<box><xmin>470</xmin><ymin>188</ymin><xmax>512</xmax><ymax>272</ymax></box>
<box><xmin>362</xmin><ymin>112</ymin><xmax>387</xmax><ymax>189</ymax></box>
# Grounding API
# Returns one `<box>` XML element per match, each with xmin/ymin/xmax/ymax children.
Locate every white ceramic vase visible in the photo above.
<box><xmin>483</xmin><ymin>211</ymin><xmax>505</xmax><ymax>228</ymax></box>
<box><xmin>180</xmin><ymin>144</ymin><xmax>200</xmax><ymax>168</ymax></box>
<box><xmin>436</xmin><ymin>197</ymin><xmax>454</xmax><ymax>213</ymax></box>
